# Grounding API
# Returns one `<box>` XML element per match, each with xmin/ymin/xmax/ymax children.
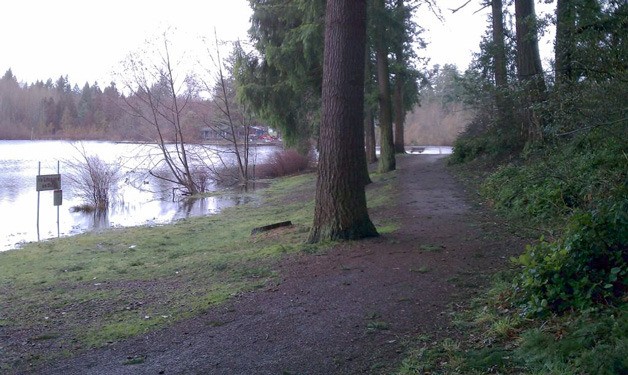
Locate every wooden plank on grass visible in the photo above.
<box><xmin>251</xmin><ymin>221</ymin><xmax>293</xmax><ymax>235</ymax></box>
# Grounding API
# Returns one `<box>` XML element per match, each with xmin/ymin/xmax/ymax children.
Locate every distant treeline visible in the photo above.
<box><xmin>1</xmin><ymin>65</ymin><xmax>471</xmax><ymax>145</ymax></box>
<box><xmin>0</xmin><ymin>69</ymin><xmax>213</xmax><ymax>141</ymax></box>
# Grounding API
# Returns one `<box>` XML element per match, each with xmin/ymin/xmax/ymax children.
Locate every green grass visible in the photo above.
<box><xmin>419</xmin><ymin>243</ymin><xmax>444</xmax><ymax>252</ymax></box>
<box><xmin>398</xmin><ymin>271</ymin><xmax>628</xmax><ymax>375</ymax></box>
<box><xmin>0</xmin><ymin>170</ymin><xmax>396</xmax><ymax>369</ymax></box>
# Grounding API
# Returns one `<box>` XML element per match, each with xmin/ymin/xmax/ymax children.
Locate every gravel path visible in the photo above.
<box><xmin>34</xmin><ymin>154</ymin><xmax>524</xmax><ymax>375</ymax></box>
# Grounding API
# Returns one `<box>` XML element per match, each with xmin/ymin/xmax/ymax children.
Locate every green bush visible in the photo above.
<box><xmin>481</xmin><ymin>130</ymin><xmax>627</xmax><ymax>224</ymax></box>
<box><xmin>475</xmin><ymin>127</ymin><xmax>628</xmax><ymax>315</ymax></box>
<box><xmin>450</xmin><ymin>135</ymin><xmax>489</xmax><ymax>164</ymax></box>
<box><xmin>513</xmin><ymin>198</ymin><xmax>627</xmax><ymax>315</ymax></box>
<box><xmin>450</xmin><ymin>129</ymin><xmax>523</xmax><ymax>165</ymax></box>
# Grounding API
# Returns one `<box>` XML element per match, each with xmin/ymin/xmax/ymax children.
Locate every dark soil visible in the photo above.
<box><xmin>29</xmin><ymin>154</ymin><xmax>527</xmax><ymax>374</ymax></box>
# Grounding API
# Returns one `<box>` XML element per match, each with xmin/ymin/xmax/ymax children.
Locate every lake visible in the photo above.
<box><xmin>0</xmin><ymin>141</ymin><xmax>452</xmax><ymax>252</ymax></box>
<box><xmin>0</xmin><ymin>140</ymin><xmax>280</xmax><ymax>252</ymax></box>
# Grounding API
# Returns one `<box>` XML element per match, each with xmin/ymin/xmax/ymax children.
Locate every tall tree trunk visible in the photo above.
<box><xmin>491</xmin><ymin>0</ymin><xmax>513</xmax><ymax>136</ymax></box>
<box><xmin>365</xmin><ymin>108</ymin><xmax>377</xmax><ymax>164</ymax></box>
<box><xmin>375</xmin><ymin>0</ymin><xmax>395</xmax><ymax>172</ymax></box>
<box><xmin>364</xmin><ymin>45</ymin><xmax>378</xmax><ymax>165</ymax></box>
<box><xmin>308</xmin><ymin>0</ymin><xmax>378</xmax><ymax>243</ymax></box>
<box><xmin>393</xmin><ymin>73</ymin><xmax>406</xmax><ymax>153</ymax></box>
<box><xmin>492</xmin><ymin>0</ymin><xmax>508</xmax><ymax>89</ymax></box>
<box><xmin>555</xmin><ymin>0</ymin><xmax>575</xmax><ymax>85</ymax></box>
<box><xmin>393</xmin><ymin>0</ymin><xmax>406</xmax><ymax>154</ymax></box>
<box><xmin>515</xmin><ymin>0</ymin><xmax>545</xmax><ymax>84</ymax></box>
<box><xmin>515</xmin><ymin>0</ymin><xmax>546</xmax><ymax>140</ymax></box>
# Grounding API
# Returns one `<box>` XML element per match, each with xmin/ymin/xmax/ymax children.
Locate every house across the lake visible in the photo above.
<box><xmin>201</xmin><ymin>125</ymin><xmax>278</xmax><ymax>143</ymax></box>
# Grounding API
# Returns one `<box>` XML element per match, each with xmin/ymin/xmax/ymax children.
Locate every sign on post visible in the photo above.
<box><xmin>36</xmin><ymin>174</ymin><xmax>61</xmax><ymax>191</ymax></box>
<box><xmin>53</xmin><ymin>189</ymin><xmax>63</xmax><ymax>206</ymax></box>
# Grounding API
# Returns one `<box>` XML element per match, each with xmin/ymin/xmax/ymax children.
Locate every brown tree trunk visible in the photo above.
<box><xmin>555</xmin><ymin>0</ymin><xmax>575</xmax><ymax>85</ymax></box>
<box><xmin>515</xmin><ymin>0</ymin><xmax>545</xmax><ymax>84</ymax></box>
<box><xmin>364</xmin><ymin>44</ymin><xmax>378</xmax><ymax>165</ymax></box>
<box><xmin>393</xmin><ymin>0</ymin><xmax>406</xmax><ymax>154</ymax></box>
<box><xmin>492</xmin><ymin>0</ymin><xmax>508</xmax><ymax>89</ymax></box>
<box><xmin>393</xmin><ymin>73</ymin><xmax>406</xmax><ymax>153</ymax></box>
<box><xmin>365</xmin><ymin>108</ymin><xmax>377</xmax><ymax>164</ymax></box>
<box><xmin>308</xmin><ymin>0</ymin><xmax>378</xmax><ymax>243</ymax></box>
<box><xmin>491</xmin><ymin>0</ymin><xmax>513</xmax><ymax>135</ymax></box>
<box><xmin>375</xmin><ymin>0</ymin><xmax>396</xmax><ymax>173</ymax></box>
<box><xmin>515</xmin><ymin>0</ymin><xmax>546</xmax><ymax>140</ymax></box>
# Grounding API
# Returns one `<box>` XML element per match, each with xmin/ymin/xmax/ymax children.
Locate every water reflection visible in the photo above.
<box><xmin>87</xmin><ymin>210</ymin><xmax>111</xmax><ymax>230</ymax></box>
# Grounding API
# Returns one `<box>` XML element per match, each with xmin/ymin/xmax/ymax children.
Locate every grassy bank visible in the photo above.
<box><xmin>0</xmin><ymin>171</ymin><xmax>394</xmax><ymax>371</ymax></box>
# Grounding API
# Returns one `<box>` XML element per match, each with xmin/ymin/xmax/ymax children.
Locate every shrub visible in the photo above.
<box><xmin>513</xmin><ymin>198</ymin><xmax>627</xmax><ymax>315</ymax></box>
<box><xmin>254</xmin><ymin>149</ymin><xmax>312</xmax><ymax>179</ymax></box>
<box><xmin>481</xmin><ymin>129</ymin><xmax>627</xmax><ymax>224</ymax></box>
<box><xmin>475</xmin><ymin>127</ymin><xmax>628</xmax><ymax>315</ymax></box>
<box><xmin>66</xmin><ymin>146</ymin><xmax>122</xmax><ymax>211</ymax></box>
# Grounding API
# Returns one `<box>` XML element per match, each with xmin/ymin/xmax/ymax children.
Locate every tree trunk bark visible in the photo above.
<box><xmin>365</xmin><ymin>108</ymin><xmax>377</xmax><ymax>164</ymax></box>
<box><xmin>393</xmin><ymin>73</ymin><xmax>406</xmax><ymax>153</ymax></box>
<box><xmin>375</xmin><ymin>0</ymin><xmax>396</xmax><ymax>172</ymax></box>
<box><xmin>515</xmin><ymin>0</ymin><xmax>545</xmax><ymax>84</ymax></box>
<box><xmin>515</xmin><ymin>0</ymin><xmax>546</xmax><ymax>141</ymax></box>
<box><xmin>393</xmin><ymin>0</ymin><xmax>406</xmax><ymax>154</ymax></box>
<box><xmin>492</xmin><ymin>0</ymin><xmax>508</xmax><ymax>89</ymax></box>
<box><xmin>555</xmin><ymin>0</ymin><xmax>575</xmax><ymax>85</ymax></box>
<box><xmin>364</xmin><ymin>44</ymin><xmax>378</xmax><ymax>165</ymax></box>
<box><xmin>308</xmin><ymin>0</ymin><xmax>378</xmax><ymax>243</ymax></box>
<box><xmin>491</xmin><ymin>0</ymin><xmax>513</xmax><ymax>136</ymax></box>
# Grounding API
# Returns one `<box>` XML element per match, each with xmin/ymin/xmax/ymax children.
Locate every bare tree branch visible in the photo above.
<box><xmin>450</xmin><ymin>0</ymin><xmax>473</xmax><ymax>13</ymax></box>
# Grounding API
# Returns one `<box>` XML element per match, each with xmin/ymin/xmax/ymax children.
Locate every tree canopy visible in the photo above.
<box><xmin>236</xmin><ymin>0</ymin><xmax>427</xmax><ymax>156</ymax></box>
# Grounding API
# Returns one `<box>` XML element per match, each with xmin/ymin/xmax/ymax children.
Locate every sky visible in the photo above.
<box><xmin>0</xmin><ymin>0</ymin><xmax>555</xmax><ymax>86</ymax></box>
<box><xmin>0</xmin><ymin>0</ymin><xmax>253</xmax><ymax>86</ymax></box>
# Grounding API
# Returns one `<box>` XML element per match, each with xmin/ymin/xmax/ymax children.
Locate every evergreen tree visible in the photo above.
<box><xmin>236</xmin><ymin>0</ymin><xmax>325</xmax><ymax>153</ymax></box>
<box><xmin>78</xmin><ymin>82</ymin><xmax>94</xmax><ymax>127</ymax></box>
<box><xmin>0</xmin><ymin>69</ymin><xmax>20</xmax><ymax>125</ymax></box>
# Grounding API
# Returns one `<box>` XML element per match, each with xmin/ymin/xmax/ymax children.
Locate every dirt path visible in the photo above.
<box><xmin>35</xmin><ymin>154</ymin><xmax>525</xmax><ymax>375</ymax></box>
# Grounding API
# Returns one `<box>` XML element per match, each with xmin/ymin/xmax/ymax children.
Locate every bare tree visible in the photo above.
<box><xmin>198</xmin><ymin>37</ymin><xmax>255</xmax><ymax>188</ymax></box>
<box><xmin>119</xmin><ymin>33</ymin><xmax>202</xmax><ymax>195</ymax></box>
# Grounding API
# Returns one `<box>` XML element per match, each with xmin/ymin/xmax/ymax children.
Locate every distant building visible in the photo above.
<box><xmin>201</xmin><ymin>124</ymin><xmax>276</xmax><ymax>142</ymax></box>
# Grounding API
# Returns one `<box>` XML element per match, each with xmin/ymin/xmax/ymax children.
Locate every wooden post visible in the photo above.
<box><xmin>37</xmin><ymin>161</ymin><xmax>40</xmax><ymax>241</ymax></box>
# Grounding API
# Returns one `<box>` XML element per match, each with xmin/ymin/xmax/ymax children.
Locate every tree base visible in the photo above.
<box><xmin>307</xmin><ymin>219</ymin><xmax>379</xmax><ymax>244</ymax></box>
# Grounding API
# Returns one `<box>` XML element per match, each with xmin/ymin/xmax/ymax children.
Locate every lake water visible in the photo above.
<box><xmin>0</xmin><ymin>141</ymin><xmax>452</xmax><ymax>252</ymax></box>
<box><xmin>0</xmin><ymin>140</ymin><xmax>280</xmax><ymax>252</ymax></box>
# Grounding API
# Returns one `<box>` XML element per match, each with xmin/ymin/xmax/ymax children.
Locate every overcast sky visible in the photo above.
<box><xmin>0</xmin><ymin>0</ymin><xmax>555</xmax><ymax>86</ymax></box>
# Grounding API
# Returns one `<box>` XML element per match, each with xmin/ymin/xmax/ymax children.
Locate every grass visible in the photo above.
<box><xmin>398</xmin><ymin>270</ymin><xmax>628</xmax><ymax>375</ymax></box>
<box><xmin>419</xmin><ymin>243</ymin><xmax>444</xmax><ymax>252</ymax></box>
<box><xmin>365</xmin><ymin>311</ymin><xmax>390</xmax><ymax>334</ymax></box>
<box><xmin>0</xmin><ymin>170</ymin><xmax>396</xmax><ymax>370</ymax></box>
<box><xmin>366</xmin><ymin>321</ymin><xmax>390</xmax><ymax>333</ymax></box>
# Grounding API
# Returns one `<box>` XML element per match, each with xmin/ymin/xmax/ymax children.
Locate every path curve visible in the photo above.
<box><xmin>37</xmin><ymin>154</ymin><xmax>524</xmax><ymax>375</ymax></box>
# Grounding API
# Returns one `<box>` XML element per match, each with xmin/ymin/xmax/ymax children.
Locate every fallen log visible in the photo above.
<box><xmin>251</xmin><ymin>221</ymin><xmax>293</xmax><ymax>235</ymax></box>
